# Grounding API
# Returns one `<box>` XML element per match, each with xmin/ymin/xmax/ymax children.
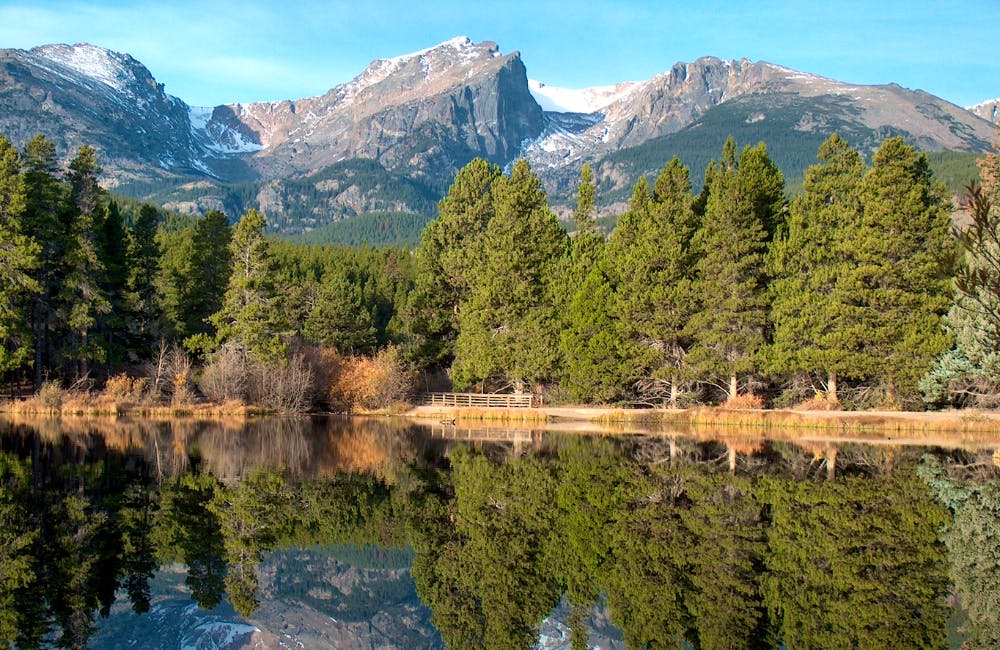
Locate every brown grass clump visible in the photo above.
<box><xmin>722</xmin><ymin>393</ymin><xmax>766</xmax><ymax>410</ymax></box>
<box><xmin>792</xmin><ymin>392</ymin><xmax>842</xmax><ymax>411</ymax></box>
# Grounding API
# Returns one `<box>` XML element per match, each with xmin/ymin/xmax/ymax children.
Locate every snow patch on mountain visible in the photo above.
<box><xmin>967</xmin><ymin>98</ymin><xmax>1000</xmax><ymax>111</ymax></box>
<box><xmin>340</xmin><ymin>36</ymin><xmax>495</xmax><ymax>102</ymax></box>
<box><xmin>528</xmin><ymin>79</ymin><xmax>640</xmax><ymax>113</ymax></box>
<box><xmin>189</xmin><ymin>106</ymin><xmax>264</xmax><ymax>154</ymax></box>
<box><xmin>967</xmin><ymin>98</ymin><xmax>999</xmax><ymax>123</ymax></box>
<box><xmin>28</xmin><ymin>43</ymin><xmax>132</xmax><ymax>92</ymax></box>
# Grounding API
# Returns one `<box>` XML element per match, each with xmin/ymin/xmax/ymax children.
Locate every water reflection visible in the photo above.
<box><xmin>0</xmin><ymin>415</ymin><xmax>997</xmax><ymax>649</ymax></box>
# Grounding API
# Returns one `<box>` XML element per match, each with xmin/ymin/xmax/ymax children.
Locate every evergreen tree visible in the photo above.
<box><xmin>157</xmin><ymin>210</ymin><xmax>232</xmax><ymax>345</ymax></box>
<box><xmin>558</xmin><ymin>165</ymin><xmax>626</xmax><ymax>403</ymax></box>
<box><xmin>0</xmin><ymin>136</ymin><xmax>40</xmax><ymax>379</ymax></box>
<box><xmin>406</xmin><ymin>158</ymin><xmax>500</xmax><ymax>370</ymax></box>
<box><xmin>767</xmin><ymin>134</ymin><xmax>866</xmax><ymax>403</ymax></box>
<box><xmin>572</xmin><ymin>162</ymin><xmax>598</xmax><ymax>236</ymax></box>
<box><xmin>58</xmin><ymin>145</ymin><xmax>111</xmax><ymax>378</ymax></box>
<box><xmin>923</xmin><ymin>146</ymin><xmax>1000</xmax><ymax>406</ymax></box>
<box><xmin>851</xmin><ymin>137</ymin><xmax>953</xmax><ymax>402</ymax></box>
<box><xmin>20</xmin><ymin>134</ymin><xmax>65</xmax><ymax>385</ymax></box>
<box><xmin>607</xmin><ymin>158</ymin><xmax>699</xmax><ymax>407</ymax></box>
<box><xmin>211</xmin><ymin>209</ymin><xmax>285</xmax><ymax>362</ymax></box>
<box><xmin>452</xmin><ymin>159</ymin><xmax>568</xmax><ymax>392</ymax></box>
<box><xmin>124</xmin><ymin>204</ymin><xmax>161</xmax><ymax>357</ymax></box>
<box><xmin>303</xmin><ymin>276</ymin><xmax>378</xmax><ymax>354</ymax></box>
<box><xmin>686</xmin><ymin>139</ymin><xmax>783</xmax><ymax>401</ymax></box>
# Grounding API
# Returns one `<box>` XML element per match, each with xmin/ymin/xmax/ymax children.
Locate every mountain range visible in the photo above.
<box><xmin>0</xmin><ymin>37</ymin><xmax>995</xmax><ymax>236</ymax></box>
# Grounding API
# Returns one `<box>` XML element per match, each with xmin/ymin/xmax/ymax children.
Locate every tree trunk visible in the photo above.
<box><xmin>826</xmin><ymin>446</ymin><xmax>838</xmax><ymax>481</ymax></box>
<box><xmin>728</xmin><ymin>374</ymin><xmax>739</xmax><ymax>402</ymax></box>
<box><xmin>827</xmin><ymin>370</ymin><xmax>838</xmax><ymax>404</ymax></box>
<box><xmin>669</xmin><ymin>376</ymin><xmax>679</xmax><ymax>410</ymax></box>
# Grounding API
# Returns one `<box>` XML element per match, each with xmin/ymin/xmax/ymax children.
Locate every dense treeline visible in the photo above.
<box><xmin>412</xmin><ymin>134</ymin><xmax>970</xmax><ymax>409</ymax></box>
<box><xmin>1</xmin><ymin>130</ymin><xmax>996</xmax><ymax>410</ymax></box>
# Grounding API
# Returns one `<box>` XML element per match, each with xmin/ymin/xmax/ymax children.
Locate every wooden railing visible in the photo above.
<box><xmin>412</xmin><ymin>392</ymin><xmax>534</xmax><ymax>408</ymax></box>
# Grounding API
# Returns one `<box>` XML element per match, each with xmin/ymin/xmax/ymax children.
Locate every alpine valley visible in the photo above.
<box><xmin>0</xmin><ymin>37</ymin><xmax>995</xmax><ymax>239</ymax></box>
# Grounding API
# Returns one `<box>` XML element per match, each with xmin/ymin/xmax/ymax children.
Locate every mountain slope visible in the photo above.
<box><xmin>0</xmin><ymin>39</ymin><xmax>994</xmax><ymax>238</ymax></box>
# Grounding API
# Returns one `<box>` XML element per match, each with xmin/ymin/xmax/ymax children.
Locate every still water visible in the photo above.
<box><xmin>0</xmin><ymin>415</ymin><xmax>996</xmax><ymax>649</ymax></box>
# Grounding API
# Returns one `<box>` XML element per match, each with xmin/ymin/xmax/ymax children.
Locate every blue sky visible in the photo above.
<box><xmin>1</xmin><ymin>0</ymin><xmax>995</xmax><ymax>108</ymax></box>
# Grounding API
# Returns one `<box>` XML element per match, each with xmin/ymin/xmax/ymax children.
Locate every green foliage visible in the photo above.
<box><xmin>157</xmin><ymin>210</ymin><xmax>233</xmax><ymax>346</ymax></box>
<box><xmin>762</xmin><ymin>471</ymin><xmax>949</xmax><ymax>649</ymax></box>
<box><xmin>406</xmin><ymin>158</ymin><xmax>502</xmax><ymax>370</ymax></box>
<box><xmin>850</xmin><ymin>137</ymin><xmax>954</xmax><ymax>401</ymax></box>
<box><xmin>291</xmin><ymin>211</ymin><xmax>431</xmax><ymax>248</ymax></box>
<box><xmin>925</xmin><ymin>150</ymin><xmax>983</xmax><ymax>195</ymax></box>
<box><xmin>210</xmin><ymin>209</ymin><xmax>286</xmax><ymax>362</ymax></box>
<box><xmin>0</xmin><ymin>136</ymin><xmax>39</xmax><ymax>373</ymax></box>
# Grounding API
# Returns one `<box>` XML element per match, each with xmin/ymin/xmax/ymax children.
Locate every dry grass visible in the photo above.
<box><xmin>721</xmin><ymin>393</ymin><xmax>766</xmax><ymax>410</ymax></box>
<box><xmin>431</xmin><ymin>407</ymin><xmax>551</xmax><ymax>424</ymax></box>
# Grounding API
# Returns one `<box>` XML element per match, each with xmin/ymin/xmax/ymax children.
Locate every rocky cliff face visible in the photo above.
<box><xmin>202</xmin><ymin>37</ymin><xmax>542</xmax><ymax>185</ymax></box>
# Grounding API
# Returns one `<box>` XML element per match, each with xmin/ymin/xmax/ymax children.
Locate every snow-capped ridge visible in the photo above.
<box><xmin>28</xmin><ymin>43</ymin><xmax>136</xmax><ymax>92</ymax></box>
<box><xmin>528</xmin><ymin>79</ymin><xmax>641</xmax><ymax>114</ymax></box>
<box><xmin>966</xmin><ymin>98</ymin><xmax>1000</xmax><ymax>112</ymax></box>
<box><xmin>337</xmin><ymin>36</ymin><xmax>501</xmax><ymax>103</ymax></box>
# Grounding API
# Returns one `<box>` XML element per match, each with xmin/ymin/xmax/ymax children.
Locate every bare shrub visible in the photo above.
<box><xmin>248</xmin><ymin>352</ymin><xmax>316</xmax><ymax>413</ymax></box>
<box><xmin>37</xmin><ymin>381</ymin><xmax>64</xmax><ymax>409</ymax></box>
<box><xmin>103</xmin><ymin>373</ymin><xmax>148</xmax><ymax>403</ymax></box>
<box><xmin>143</xmin><ymin>341</ymin><xmax>196</xmax><ymax>404</ymax></box>
<box><xmin>200</xmin><ymin>342</ymin><xmax>250</xmax><ymax>403</ymax></box>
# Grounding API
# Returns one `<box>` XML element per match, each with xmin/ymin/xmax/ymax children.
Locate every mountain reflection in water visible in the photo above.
<box><xmin>0</xmin><ymin>415</ymin><xmax>997</xmax><ymax>649</ymax></box>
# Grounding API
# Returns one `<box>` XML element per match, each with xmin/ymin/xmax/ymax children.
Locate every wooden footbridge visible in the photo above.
<box><xmin>411</xmin><ymin>392</ymin><xmax>534</xmax><ymax>408</ymax></box>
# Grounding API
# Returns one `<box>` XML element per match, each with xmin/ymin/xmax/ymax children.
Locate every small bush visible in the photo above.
<box><xmin>199</xmin><ymin>342</ymin><xmax>249</xmax><ymax>403</ymax></box>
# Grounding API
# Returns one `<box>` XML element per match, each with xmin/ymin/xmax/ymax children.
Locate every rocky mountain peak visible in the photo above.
<box><xmin>24</xmin><ymin>43</ymin><xmax>161</xmax><ymax>100</ymax></box>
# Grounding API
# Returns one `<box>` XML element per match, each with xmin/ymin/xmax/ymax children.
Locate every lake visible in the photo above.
<box><xmin>0</xmin><ymin>415</ymin><xmax>995</xmax><ymax>649</ymax></box>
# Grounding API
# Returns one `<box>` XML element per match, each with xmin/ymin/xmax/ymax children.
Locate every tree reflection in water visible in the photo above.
<box><xmin>0</xmin><ymin>415</ymin><xmax>996</xmax><ymax>649</ymax></box>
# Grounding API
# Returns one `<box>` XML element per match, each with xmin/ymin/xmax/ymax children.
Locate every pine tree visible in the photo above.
<box><xmin>851</xmin><ymin>137</ymin><xmax>953</xmax><ymax>402</ymax></box>
<box><xmin>303</xmin><ymin>276</ymin><xmax>378</xmax><ymax>354</ymax></box>
<box><xmin>124</xmin><ymin>204</ymin><xmax>161</xmax><ymax>357</ymax></box>
<box><xmin>686</xmin><ymin>139</ymin><xmax>783</xmax><ymax>401</ymax></box>
<box><xmin>607</xmin><ymin>158</ymin><xmax>699</xmax><ymax>407</ymax></box>
<box><xmin>452</xmin><ymin>159</ymin><xmax>568</xmax><ymax>392</ymax></box>
<box><xmin>58</xmin><ymin>145</ymin><xmax>111</xmax><ymax>378</ymax></box>
<box><xmin>0</xmin><ymin>136</ymin><xmax>40</xmax><ymax>379</ymax></box>
<box><xmin>157</xmin><ymin>210</ymin><xmax>232</xmax><ymax>344</ymax></box>
<box><xmin>20</xmin><ymin>135</ymin><xmax>65</xmax><ymax>385</ymax></box>
<box><xmin>406</xmin><ymin>158</ymin><xmax>501</xmax><ymax>369</ymax></box>
<box><xmin>558</xmin><ymin>165</ymin><xmax>625</xmax><ymax>403</ymax></box>
<box><xmin>211</xmin><ymin>209</ymin><xmax>285</xmax><ymax>363</ymax></box>
<box><xmin>923</xmin><ymin>145</ymin><xmax>1000</xmax><ymax>406</ymax></box>
<box><xmin>767</xmin><ymin>134</ymin><xmax>866</xmax><ymax>403</ymax></box>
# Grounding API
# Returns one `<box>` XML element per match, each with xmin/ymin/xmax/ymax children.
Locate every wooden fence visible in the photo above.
<box><xmin>412</xmin><ymin>392</ymin><xmax>534</xmax><ymax>408</ymax></box>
